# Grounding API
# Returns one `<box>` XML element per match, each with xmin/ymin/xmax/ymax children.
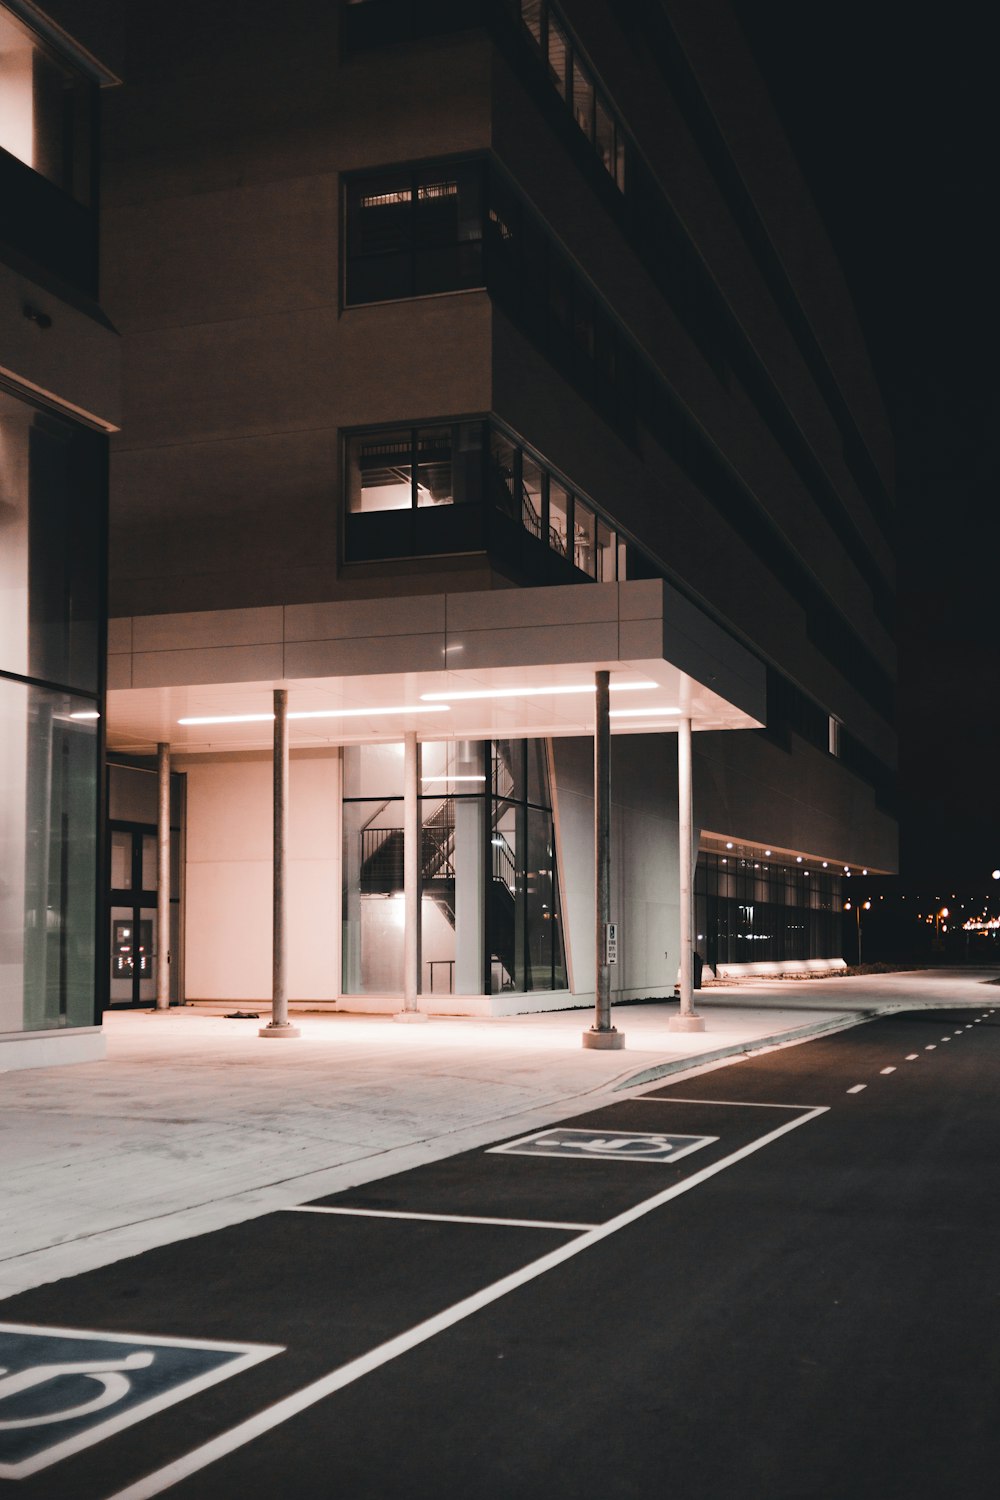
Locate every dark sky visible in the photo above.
<box><xmin>731</xmin><ymin>1</ymin><xmax>999</xmax><ymax>885</ymax></box>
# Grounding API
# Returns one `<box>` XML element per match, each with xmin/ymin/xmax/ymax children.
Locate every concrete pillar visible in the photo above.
<box><xmin>260</xmin><ymin>688</ymin><xmax>300</xmax><ymax>1038</ymax></box>
<box><xmin>669</xmin><ymin>715</ymin><xmax>704</xmax><ymax>1032</ymax></box>
<box><xmin>454</xmin><ymin>742</ymin><xmax>484</xmax><ymax>995</ymax></box>
<box><xmin>583</xmin><ymin>670</ymin><xmax>623</xmax><ymax>1050</ymax></box>
<box><xmin>155</xmin><ymin>742</ymin><xmax>171</xmax><ymax>1011</ymax></box>
<box><xmin>395</xmin><ymin>729</ymin><xmax>427</xmax><ymax>1022</ymax></box>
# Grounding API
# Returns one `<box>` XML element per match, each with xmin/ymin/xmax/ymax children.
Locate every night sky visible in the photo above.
<box><xmin>732</xmin><ymin>2</ymin><xmax>999</xmax><ymax>885</ymax></box>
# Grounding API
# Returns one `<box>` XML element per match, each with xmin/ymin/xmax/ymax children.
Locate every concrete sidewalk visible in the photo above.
<box><xmin>2</xmin><ymin>967</ymin><xmax>996</xmax><ymax>1298</ymax></box>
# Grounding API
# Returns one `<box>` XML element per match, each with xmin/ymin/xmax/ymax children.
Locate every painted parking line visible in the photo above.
<box><xmin>284</xmin><ymin>1206</ymin><xmax>598</xmax><ymax>1232</ymax></box>
<box><xmin>104</xmin><ymin>1103</ymin><xmax>829</xmax><ymax>1500</ymax></box>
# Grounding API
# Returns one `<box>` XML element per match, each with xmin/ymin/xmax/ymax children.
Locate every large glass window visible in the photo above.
<box><xmin>519</xmin><ymin>1</ymin><xmax>626</xmax><ymax>193</ymax></box>
<box><xmin>346</xmin><ymin>416</ymin><xmax>635</xmax><ymax>580</ymax></box>
<box><xmin>0</xmin><ymin>389</ymin><xmax>103</xmax><ymax>694</ymax></box>
<box><xmin>0</xmin><ymin>680</ymin><xmax>98</xmax><ymax>1032</ymax></box>
<box><xmin>345</xmin><ymin>163</ymin><xmax>484</xmax><ymax>305</ymax></box>
<box><xmin>695</xmin><ymin>851</ymin><xmax>843</xmax><ymax>970</ymax></box>
<box><xmin>341</xmin><ymin>739</ymin><xmax>565</xmax><ymax>998</ymax></box>
<box><xmin>0</xmin><ymin>4</ymin><xmax>95</xmax><ymax>203</ymax></box>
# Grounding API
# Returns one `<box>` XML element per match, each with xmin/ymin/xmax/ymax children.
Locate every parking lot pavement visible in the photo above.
<box><xmin>0</xmin><ymin>969</ymin><xmax>995</xmax><ymax>1299</ymax></box>
<box><xmin>1</xmin><ymin>1004</ymin><xmax>997</xmax><ymax>1499</ymax></box>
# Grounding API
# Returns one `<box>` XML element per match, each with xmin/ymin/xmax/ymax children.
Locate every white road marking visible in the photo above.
<box><xmin>633</xmin><ymin>1096</ymin><xmax>813</xmax><ymax>1110</ymax></box>
<box><xmin>283</xmin><ymin>1206</ymin><xmax>596</xmax><ymax>1232</ymax></box>
<box><xmin>846</xmin><ymin>1084</ymin><xmax>866</xmax><ymax>1094</ymax></box>
<box><xmin>104</xmin><ymin>1104</ymin><xmax>829</xmax><ymax>1500</ymax></box>
<box><xmin>941</xmin><ymin>1037</ymin><xmax>951</xmax><ymax>1042</ymax></box>
<box><xmin>905</xmin><ymin>1054</ymin><xmax>919</xmax><ymax>1060</ymax></box>
<box><xmin>879</xmin><ymin>1067</ymin><xmax>896</xmax><ymax>1075</ymax></box>
<box><xmin>925</xmin><ymin>1044</ymin><xmax>937</xmax><ymax>1050</ymax></box>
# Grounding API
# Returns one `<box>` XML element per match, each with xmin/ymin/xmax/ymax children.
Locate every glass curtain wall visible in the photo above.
<box><xmin>695</xmin><ymin>852</ymin><xmax>843</xmax><ymax>969</ymax></box>
<box><xmin>0</xmin><ymin>386</ymin><xmax>104</xmax><ymax>1034</ymax></box>
<box><xmin>341</xmin><ymin>739</ymin><xmax>566</xmax><ymax>997</ymax></box>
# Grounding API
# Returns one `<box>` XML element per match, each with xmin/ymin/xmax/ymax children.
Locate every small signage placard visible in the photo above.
<box><xmin>604</xmin><ymin>922</ymin><xmax>618</xmax><ymax>965</ymax></box>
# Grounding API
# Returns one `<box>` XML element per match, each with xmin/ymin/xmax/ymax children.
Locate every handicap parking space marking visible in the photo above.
<box><xmin>0</xmin><ymin>1324</ymin><xmax>282</xmax><ymax>1481</ymax></box>
<box><xmin>487</xmin><ymin>1127</ymin><xmax>718</xmax><ymax>1164</ymax></box>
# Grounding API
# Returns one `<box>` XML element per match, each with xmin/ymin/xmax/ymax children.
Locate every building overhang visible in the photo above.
<box><xmin>106</xmin><ymin>580</ymin><xmax>765</xmax><ymax>755</ymax></box>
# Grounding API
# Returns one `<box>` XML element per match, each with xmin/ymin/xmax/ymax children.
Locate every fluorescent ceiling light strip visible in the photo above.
<box><xmin>69</xmin><ymin>710</ymin><xmax>101</xmax><ymax>720</ymax></box>
<box><xmin>421</xmin><ymin>775</ymin><xmax>486</xmax><ymax>782</ymax></box>
<box><xmin>419</xmin><ymin>681</ymin><xmax>656</xmax><ymax>703</ymax></box>
<box><xmin>608</xmin><ymin>706</ymin><xmax>681</xmax><ymax>717</ymax></box>
<box><xmin>178</xmin><ymin>705</ymin><xmax>450</xmax><ymax>726</ymax></box>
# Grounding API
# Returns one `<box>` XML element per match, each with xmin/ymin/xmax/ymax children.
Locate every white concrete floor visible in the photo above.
<box><xmin>2</xmin><ymin>968</ymin><xmax>996</xmax><ymax>1298</ymax></box>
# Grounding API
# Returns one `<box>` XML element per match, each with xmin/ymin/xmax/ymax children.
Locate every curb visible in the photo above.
<box><xmin>612</xmin><ymin>1006</ymin><xmax>889</xmax><ymax>1092</ymax></box>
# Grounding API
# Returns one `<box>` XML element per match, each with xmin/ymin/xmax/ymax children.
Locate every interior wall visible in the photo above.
<box><xmin>183</xmin><ymin>750</ymin><xmax>341</xmax><ymax>1001</ymax></box>
<box><xmin>552</xmin><ymin>733</ymin><xmax>679</xmax><ymax>1000</ymax></box>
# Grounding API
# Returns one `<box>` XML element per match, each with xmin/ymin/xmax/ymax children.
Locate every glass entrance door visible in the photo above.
<box><xmin>108</xmin><ymin>825</ymin><xmax>160</xmax><ymax>1007</ymax></box>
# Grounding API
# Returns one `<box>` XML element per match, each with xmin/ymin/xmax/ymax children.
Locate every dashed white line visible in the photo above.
<box><xmin>284</xmin><ymin>1206</ymin><xmax>598</xmax><ymax>1232</ymax></box>
<box><xmin>104</xmin><ymin>1104</ymin><xmax>829</xmax><ymax>1500</ymax></box>
<box><xmin>941</xmin><ymin>1037</ymin><xmax>952</xmax><ymax>1042</ymax></box>
<box><xmin>880</xmin><ymin>1067</ymin><xmax>896</xmax><ymax>1075</ymax></box>
<box><xmin>905</xmin><ymin>1054</ymin><xmax>919</xmax><ymax>1061</ymax></box>
<box><xmin>925</xmin><ymin>1044</ymin><xmax>937</xmax><ymax>1050</ymax></box>
<box><xmin>847</xmin><ymin>1084</ymin><xmax>867</xmax><ymax>1094</ymax></box>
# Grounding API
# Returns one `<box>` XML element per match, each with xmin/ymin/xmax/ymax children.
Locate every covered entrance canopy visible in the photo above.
<box><xmin>105</xmin><ymin>580</ymin><xmax>765</xmax><ymax>1041</ymax></box>
<box><xmin>106</xmin><ymin>580</ymin><xmax>764</xmax><ymax>750</ymax></box>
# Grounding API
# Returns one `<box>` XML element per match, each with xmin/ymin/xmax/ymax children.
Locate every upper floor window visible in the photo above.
<box><xmin>518</xmin><ymin>1</ymin><xmax>626</xmax><ymax>191</ymax></box>
<box><xmin>345</xmin><ymin>163</ymin><xmax>484</xmax><ymax>305</ymax></box>
<box><xmin>0</xmin><ymin>3</ymin><xmax>94</xmax><ymax>203</ymax></box>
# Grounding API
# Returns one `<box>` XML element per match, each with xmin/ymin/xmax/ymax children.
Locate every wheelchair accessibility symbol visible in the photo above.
<box><xmin>489</xmin><ymin>1126</ymin><xmax>718</xmax><ymax>1163</ymax></box>
<box><xmin>0</xmin><ymin>1323</ymin><xmax>282</xmax><ymax>1479</ymax></box>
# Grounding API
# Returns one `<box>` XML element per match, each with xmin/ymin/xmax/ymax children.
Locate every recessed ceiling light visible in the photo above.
<box><xmin>178</xmin><ymin>704</ymin><xmax>451</xmax><ymax>725</ymax></box>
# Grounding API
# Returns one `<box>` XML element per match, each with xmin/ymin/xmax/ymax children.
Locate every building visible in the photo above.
<box><xmin>87</xmin><ymin>0</ymin><xmax>894</xmax><ymax>1028</ymax></box>
<box><xmin>0</xmin><ymin>0</ymin><xmax>119</xmax><ymax>1069</ymax></box>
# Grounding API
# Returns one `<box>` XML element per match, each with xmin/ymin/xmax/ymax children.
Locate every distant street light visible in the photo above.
<box><xmin>844</xmin><ymin>898</ymin><xmax>872</xmax><ymax>967</ymax></box>
<box><xmin>992</xmin><ymin>869</ymin><xmax>1000</xmax><ymax>881</ymax></box>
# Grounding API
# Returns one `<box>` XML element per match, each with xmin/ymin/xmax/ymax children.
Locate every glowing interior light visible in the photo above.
<box><xmin>796</xmin><ymin>856</ymin><xmax>803</xmax><ymax>863</ymax></box>
<box><xmin>178</xmin><ymin>705</ymin><xmax>450</xmax><ymax>725</ymax></box>
<box><xmin>419</xmin><ymin>681</ymin><xmax>656</xmax><ymax>702</ymax></box>
<box><xmin>69</xmin><ymin>710</ymin><xmax>101</xmax><ymax>721</ymax></box>
<box><xmin>421</xmin><ymin>775</ymin><xmax>486</xmax><ymax>782</ymax></box>
<box><xmin>725</xmin><ymin>842</ymin><xmax>734</xmax><ymax>849</ymax></box>
<box><xmin>764</xmin><ymin>850</ymin><xmax>772</xmax><ymax>856</ymax></box>
<box><xmin>607</xmin><ymin>706</ymin><xmax>681</xmax><ymax>717</ymax></box>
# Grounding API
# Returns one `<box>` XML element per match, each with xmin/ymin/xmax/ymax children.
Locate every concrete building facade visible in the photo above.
<box><xmin>58</xmin><ymin>0</ymin><xmax>895</xmax><ymax>1025</ymax></box>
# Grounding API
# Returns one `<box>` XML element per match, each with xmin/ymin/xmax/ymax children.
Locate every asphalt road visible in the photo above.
<box><xmin>1</xmin><ymin>1006</ymin><xmax>998</xmax><ymax>1499</ymax></box>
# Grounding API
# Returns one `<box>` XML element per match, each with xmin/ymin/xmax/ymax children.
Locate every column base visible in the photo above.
<box><xmin>258</xmin><ymin>1021</ymin><xmax>301</xmax><ymax>1039</ymax></box>
<box><xmin>668</xmin><ymin>1014</ymin><xmax>706</xmax><ymax>1032</ymax></box>
<box><xmin>582</xmin><ymin>1027</ymin><xmax>625</xmax><ymax>1050</ymax></box>
<box><xmin>393</xmin><ymin>1010</ymin><xmax>429</xmax><ymax>1024</ymax></box>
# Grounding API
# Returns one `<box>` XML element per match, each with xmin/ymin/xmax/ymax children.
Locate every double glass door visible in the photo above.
<box><xmin>108</xmin><ymin>824</ymin><xmax>158</xmax><ymax>1006</ymax></box>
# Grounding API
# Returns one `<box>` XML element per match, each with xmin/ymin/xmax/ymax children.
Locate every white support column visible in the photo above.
<box><xmin>260</xmin><ymin>688</ymin><xmax>300</xmax><ymax>1038</ymax></box>
<box><xmin>396</xmin><ymin>729</ymin><xmax>427</xmax><ymax>1022</ymax></box>
<box><xmin>583</xmin><ymin>670</ymin><xmax>623</xmax><ymax>1050</ymax></box>
<box><xmin>670</xmin><ymin>715</ymin><xmax>705</xmax><ymax>1032</ymax></box>
<box><xmin>155</xmin><ymin>742</ymin><xmax>171</xmax><ymax>1011</ymax></box>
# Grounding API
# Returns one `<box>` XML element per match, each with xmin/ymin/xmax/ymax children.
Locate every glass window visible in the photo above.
<box><xmin>0</xmin><ymin>679</ymin><xmax>98</xmax><ymax>1032</ymax></box>
<box><xmin>521</xmin><ymin>454</ymin><xmax>544</xmax><ymax>539</ymax></box>
<box><xmin>572</xmin><ymin>56</ymin><xmax>595</xmax><ymax>141</ymax></box>
<box><xmin>110</xmin><ymin>830</ymin><xmax>132</xmax><ymax>890</ymax></box>
<box><xmin>346</xmin><ymin>163</ymin><xmax>484</xmax><ymax>305</ymax></box>
<box><xmin>0</xmin><ymin>7</ymin><xmax>94</xmax><ymax>203</ymax></box>
<box><xmin>520</xmin><ymin>0</ymin><xmax>543</xmax><ymax>48</ymax></box>
<box><xmin>488</xmin><ymin>430</ymin><xmax>518</xmax><ymax>520</ymax></box>
<box><xmin>573</xmin><ymin>496</ymin><xmax>597</xmax><ymax>576</ymax></box>
<box><xmin>0</xmin><ymin>388</ymin><xmax>102</xmax><ymax>694</ymax></box>
<box><xmin>546</xmin><ymin>12</ymin><xmax>569</xmax><ymax>98</ymax></box>
<box><xmin>548</xmin><ymin>483</ymin><xmax>569</xmax><ymax>557</ymax></box>
<box><xmin>614</xmin><ymin>131</ymin><xmax>627</xmax><ymax>192</ymax></box>
<box><xmin>595</xmin><ymin>93</ymin><xmax>615</xmax><ymax>175</ymax></box>
<box><xmin>347</xmin><ymin>430</ymin><xmax>413</xmax><ymax>512</ymax></box>
<box><xmin>596</xmin><ymin>517</ymin><xmax>616</xmax><ymax>581</ymax></box>
<box><xmin>415</xmin><ymin>426</ymin><xmax>453</xmax><ymax>507</ymax></box>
